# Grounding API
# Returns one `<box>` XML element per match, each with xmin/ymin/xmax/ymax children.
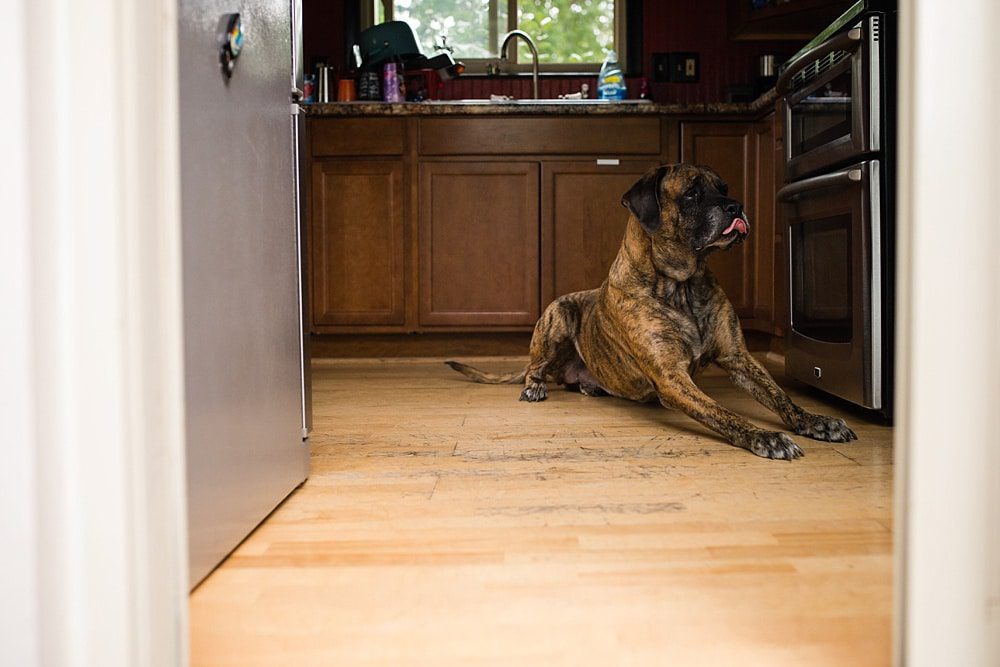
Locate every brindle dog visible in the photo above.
<box><xmin>447</xmin><ymin>164</ymin><xmax>856</xmax><ymax>459</ymax></box>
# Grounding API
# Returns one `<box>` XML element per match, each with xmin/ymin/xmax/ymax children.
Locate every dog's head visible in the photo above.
<box><xmin>621</xmin><ymin>164</ymin><xmax>749</xmax><ymax>256</ymax></box>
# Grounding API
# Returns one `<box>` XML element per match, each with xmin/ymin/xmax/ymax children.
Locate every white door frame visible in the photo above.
<box><xmin>895</xmin><ymin>1</ymin><xmax>1000</xmax><ymax>665</ymax></box>
<box><xmin>4</xmin><ymin>0</ymin><xmax>1000</xmax><ymax>665</ymax></box>
<box><xmin>0</xmin><ymin>0</ymin><xmax>189</xmax><ymax>665</ymax></box>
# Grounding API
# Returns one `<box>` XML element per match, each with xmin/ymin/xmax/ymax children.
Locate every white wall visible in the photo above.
<box><xmin>895</xmin><ymin>0</ymin><xmax>1000</xmax><ymax>664</ymax></box>
<box><xmin>0</xmin><ymin>0</ymin><xmax>189</xmax><ymax>665</ymax></box>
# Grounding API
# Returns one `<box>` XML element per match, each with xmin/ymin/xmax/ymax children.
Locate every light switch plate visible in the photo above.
<box><xmin>651</xmin><ymin>53</ymin><xmax>671</xmax><ymax>83</ymax></box>
<box><xmin>668</xmin><ymin>52</ymin><xmax>699</xmax><ymax>83</ymax></box>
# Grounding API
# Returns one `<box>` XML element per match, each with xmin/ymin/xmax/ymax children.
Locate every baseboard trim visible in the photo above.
<box><xmin>310</xmin><ymin>332</ymin><xmax>533</xmax><ymax>358</ymax></box>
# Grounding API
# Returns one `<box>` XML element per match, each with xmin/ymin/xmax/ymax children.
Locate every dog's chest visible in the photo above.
<box><xmin>656</xmin><ymin>280</ymin><xmax>719</xmax><ymax>362</ymax></box>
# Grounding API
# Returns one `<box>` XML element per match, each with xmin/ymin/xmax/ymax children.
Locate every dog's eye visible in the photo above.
<box><xmin>718</xmin><ymin>182</ymin><xmax>729</xmax><ymax>196</ymax></box>
<box><xmin>683</xmin><ymin>187</ymin><xmax>699</xmax><ymax>200</ymax></box>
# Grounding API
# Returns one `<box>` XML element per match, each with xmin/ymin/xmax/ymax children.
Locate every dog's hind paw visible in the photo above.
<box><xmin>794</xmin><ymin>413</ymin><xmax>857</xmax><ymax>443</ymax></box>
<box><xmin>579</xmin><ymin>382</ymin><xmax>608</xmax><ymax>397</ymax></box>
<box><xmin>519</xmin><ymin>383</ymin><xmax>548</xmax><ymax>402</ymax></box>
<box><xmin>745</xmin><ymin>431</ymin><xmax>804</xmax><ymax>460</ymax></box>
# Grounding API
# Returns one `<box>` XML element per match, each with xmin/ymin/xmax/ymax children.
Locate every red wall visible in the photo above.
<box><xmin>303</xmin><ymin>0</ymin><xmax>805</xmax><ymax>104</ymax></box>
<box><xmin>303</xmin><ymin>0</ymin><xmax>347</xmax><ymax>76</ymax></box>
<box><xmin>642</xmin><ymin>0</ymin><xmax>798</xmax><ymax>103</ymax></box>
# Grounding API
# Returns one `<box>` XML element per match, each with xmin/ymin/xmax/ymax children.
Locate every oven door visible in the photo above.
<box><xmin>778</xmin><ymin>15</ymin><xmax>881</xmax><ymax>180</ymax></box>
<box><xmin>779</xmin><ymin>160</ymin><xmax>882</xmax><ymax>410</ymax></box>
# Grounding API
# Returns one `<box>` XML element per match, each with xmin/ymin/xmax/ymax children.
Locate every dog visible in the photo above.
<box><xmin>447</xmin><ymin>164</ymin><xmax>856</xmax><ymax>460</ymax></box>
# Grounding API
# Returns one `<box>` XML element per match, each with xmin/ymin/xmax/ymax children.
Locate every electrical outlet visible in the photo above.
<box><xmin>668</xmin><ymin>52</ymin><xmax>699</xmax><ymax>83</ymax></box>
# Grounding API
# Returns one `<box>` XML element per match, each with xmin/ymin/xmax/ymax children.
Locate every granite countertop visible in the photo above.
<box><xmin>303</xmin><ymin>89</ymin><xmax>777</xmax><ymax>117</ymax></box>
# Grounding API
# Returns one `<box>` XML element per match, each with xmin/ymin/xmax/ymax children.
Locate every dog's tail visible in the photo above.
<box><xmin>444</xmin><ymin>360</ymin><xmax>527</xmax><ymax>385</ymax></box>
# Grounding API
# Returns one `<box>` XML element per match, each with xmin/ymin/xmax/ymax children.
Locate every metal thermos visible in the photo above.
<box><xmin>755</xmin><ymin>54</ymin><xmax>778</xmax><ymax>97</ymax></box>
<box><xmin>758</xmin><ymin>54</ymin><xmax>777</xmax><ymax>78</ymax></box>
<box><xmin>317</xmin><ymin>64</ymin><xmax>330</xmax><ymax>103</ymax></box>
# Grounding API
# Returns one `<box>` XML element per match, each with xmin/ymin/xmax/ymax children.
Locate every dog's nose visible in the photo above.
<box><xmin>724</xmin><ymin>201</ymin><xmax>741</xmax><ymax>217</ymax></box>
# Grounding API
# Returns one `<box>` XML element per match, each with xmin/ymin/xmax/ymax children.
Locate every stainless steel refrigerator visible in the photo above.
<box><xmin>178</xmin><ymin>0</ymin><xmax>310</xmax><ymax>588</ymax></box>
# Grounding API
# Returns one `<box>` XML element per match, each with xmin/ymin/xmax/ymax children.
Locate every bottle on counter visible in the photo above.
<box><xmin>597</xmin><ymin>51</ymin><xmax>626</xmax><ymax>100</ymax></box>
<box><xmin>303</xmin><ymin>74</ymin><xmax>315</xmax><ymax>103</ymax></box>
<box><xmin>358</xmin><ymin>69</ymin><xmax>380</xmax><ymax>100</ymax></box>
<box><xmin>382</xmin><ymin>61</ymin><xmax>402</xmax><ymax>103</ymax></box>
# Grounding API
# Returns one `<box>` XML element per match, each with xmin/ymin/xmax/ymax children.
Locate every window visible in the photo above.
<box><xmin>367</xmin><ymin>0</ymin><xmax>625</xmax><ymax>73</ymax></box>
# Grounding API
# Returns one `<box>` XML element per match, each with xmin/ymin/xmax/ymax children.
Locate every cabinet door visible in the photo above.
<box><xmin>751</xmin><ymin>114</ymin><xmax>777</xmax><ymax>332</ymax></box>
<box><xmin>541</xmin><ymin>160</ymin><xmax>654</xmax><ymax>302</ymax></box>
<box><xmin>773</xmin><ymin>102</ymin><xmax>790</xmax><ymax>334</ymax></box>
<box><xmin>310</xmin><ymin>160</ymin><xmax>405</xmax><ymax>328</ymax></box>
<box><xmin>680</xmin><ymin>122</ymin><xmax>754</xmax><ymax>318</ymax></box>
<box><xmin>419</xmin><ymin>162</ymin><xmax>540</xmax><ymax>326</ymax></box>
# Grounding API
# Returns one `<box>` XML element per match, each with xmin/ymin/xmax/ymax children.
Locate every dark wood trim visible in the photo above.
<box><xmin>726</xmin><ymin>0</ymin><xmax>854</xmax><ymax>41</ymax></box>
<box><xmin>625</xmin><ymin>0</ymin><xmax>644</xmax><ymax>77</ymax></box>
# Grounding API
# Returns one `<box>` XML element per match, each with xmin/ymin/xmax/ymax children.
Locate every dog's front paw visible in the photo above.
<box><xmin>744</xmin><ymin>430</ymin><xmax>804</xmax><ymax>460</ymax></box>
<box><xmin>519</xmin><ymin>383</ymin><xmax>548</xmax><ymax>402</ymax></box>
<box><xmin>794</xmin><ymin>413</ymin><xmax>857</xmax><ymax>442</ymax></box>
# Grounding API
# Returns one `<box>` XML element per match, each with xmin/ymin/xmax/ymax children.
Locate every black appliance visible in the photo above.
<box><xmin>775</xmin><ymin>0</ymin><xmax>896</xmax><ymax>417</ymax></box>
<box><xmin>357</xmin><ymin>21</ymin><xmax>463</xmax><ymax>76</ymax></box>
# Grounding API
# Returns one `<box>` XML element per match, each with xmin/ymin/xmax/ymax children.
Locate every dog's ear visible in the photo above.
<box><xmin>621</xmin><ymin>166</ymin><xmax>668</xmax><ymax>234</ymax></box>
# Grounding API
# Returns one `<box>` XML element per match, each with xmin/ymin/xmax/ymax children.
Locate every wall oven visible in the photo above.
<box><xmin>776</xmin><ymin>1</ymin><xmax>896</xmax><ymax>416</ymax></box>
<box><xmin>783</xmin><ymin>15</ymin><xmax>880</xmax><ymax>180</ymax></box>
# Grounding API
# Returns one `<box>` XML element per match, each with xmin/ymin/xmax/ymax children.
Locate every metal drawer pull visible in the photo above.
<box><xmin>596</xmin><ymin>158</ymin><xmax>620</xmax><ymax>166</ymax></box>
<box><xmin>777</xmin><ymin>168</ymin><xmax>863</xmax><ymax>201</ymax></box>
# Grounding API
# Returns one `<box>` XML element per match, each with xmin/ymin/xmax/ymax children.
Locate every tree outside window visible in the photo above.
<box><xmin>371</xmin><ymin>0</ymin><xmax>622</xmax><ymax>72</ymax></box>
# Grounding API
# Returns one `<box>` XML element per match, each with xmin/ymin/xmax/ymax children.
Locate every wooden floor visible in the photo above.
<box><xmin>190</xmin><ymin>357</ymin><xmax>894</xmax><ymax>667</ymax></box>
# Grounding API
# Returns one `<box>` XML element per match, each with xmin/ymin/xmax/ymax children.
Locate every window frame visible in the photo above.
<box><xmin>362</xmin><ymin>0</ymin><xmax>628</xmax><ymax>75</ymax></box>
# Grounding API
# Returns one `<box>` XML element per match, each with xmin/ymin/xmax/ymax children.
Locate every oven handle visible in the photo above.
<box><xmin>776</xmin><ymin>168</ymin><xmax>862</xmax><ymax>202</ymax></box>
<box><xmin>776</xmin><ymin>26</ymin><xmax>862</xmax><ymax>96</ymax></box>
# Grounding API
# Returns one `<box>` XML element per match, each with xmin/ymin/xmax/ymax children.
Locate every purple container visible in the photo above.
<box><xmin>382</xmin><ymin>62</ymin><xmax>401</xmax><ymax>103</ymax></box>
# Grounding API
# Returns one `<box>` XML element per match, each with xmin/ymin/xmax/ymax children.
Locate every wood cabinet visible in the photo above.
<box><xmin>681</xmin><ymin>115</ymin><xmax>784</xmax><ymax>334</ymax></box>
<box><xmin>772</xmin><ymin>103</ymin><xmax>790</xmax><ymax>334</ymax></box>
<box><xmin>681</xmin><ymin>122</ymin><xmax>755</xmax><ymax>318</ymax></box>
<box><xmin>541</xmin><ymin>160</ymin><xmax>653</xmax><ymax>302</ymax></box>
<box><xmin>306</xmin><ymin>113</ymin><xmax>785</xmax><ymax>339</ymax></box>
<box><xmin>310</xmin><ymin>159</ymin><xmax>406</xmax><ymax>326</ymax></box>
<box><xmin>307</xmin><ymin>113</ymin><xmax>785</xmax><ymax>337</ymax></box>
<box><xmin>419</xmin><ymin>117</ymin><xmax>662</xmax><ymax>156</ymax></box>
<box><xmin>726</xmin><ymin>0</ymin><xmax>854</xmax><ymax>41</ymax></box>
<box><xmin>750</xmin><ymin>113</ymin><xmax>780</xmax><ymax>333</ymax></box>
<box><xmin>418</xmin><ymin>162</ymin><xmax>540</xmax><ymax>326</ymax></box>
<box><xmin>307</xmin><ymin>115</ymin><xmax>674</xmax><ymax>334</ymax></box>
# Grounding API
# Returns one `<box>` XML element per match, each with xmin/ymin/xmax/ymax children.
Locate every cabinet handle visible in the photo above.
<box><xmin>596</xmin><ymin>158</ymin><xmax>620</xmax><ymax>166</ymax></box>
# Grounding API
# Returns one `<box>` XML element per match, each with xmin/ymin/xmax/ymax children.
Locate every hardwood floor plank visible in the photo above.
<box><xmin>190</xmin><ymin>357</ymin><xmax>894</xmax><ymax>667</ymax></box>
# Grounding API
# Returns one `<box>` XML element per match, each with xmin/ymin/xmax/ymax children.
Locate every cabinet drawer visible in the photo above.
<box><xmin>311</xmin><ymin>118</ymin><xmax>405</xmax><ymax>156</ymax></box>
<box><xmin>419</xmin><ymin>116</ymin><xmax>661</xmax><ymax>156</ymax></box>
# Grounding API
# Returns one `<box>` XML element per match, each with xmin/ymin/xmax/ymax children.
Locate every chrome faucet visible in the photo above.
<box><xmin>500</xmin><ymin>30</ymin><xmax>540</xmax><ymax>99</ymax></box>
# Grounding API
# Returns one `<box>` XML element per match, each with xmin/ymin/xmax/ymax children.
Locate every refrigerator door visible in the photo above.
<box><xmin>291</xmin><ymin>0</ymin><xmax>312</xmax><ymax>433</ymax></box>
<box><xmin>179</xmin><ymin>0</ymin><xmax>309</xmax><ymax>588</ymax></box>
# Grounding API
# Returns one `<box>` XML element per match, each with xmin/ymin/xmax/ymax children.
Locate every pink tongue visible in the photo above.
<box><xmin>724</xmin><ymin>218</ymin><xmax>748</xmax><ymax>235</ymax></box>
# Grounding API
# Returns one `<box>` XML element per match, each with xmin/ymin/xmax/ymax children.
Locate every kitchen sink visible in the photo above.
<box><xmin>425</xmin><ymin>98</ymin><xmax>653</xmax><ymax>106</ymax></box>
